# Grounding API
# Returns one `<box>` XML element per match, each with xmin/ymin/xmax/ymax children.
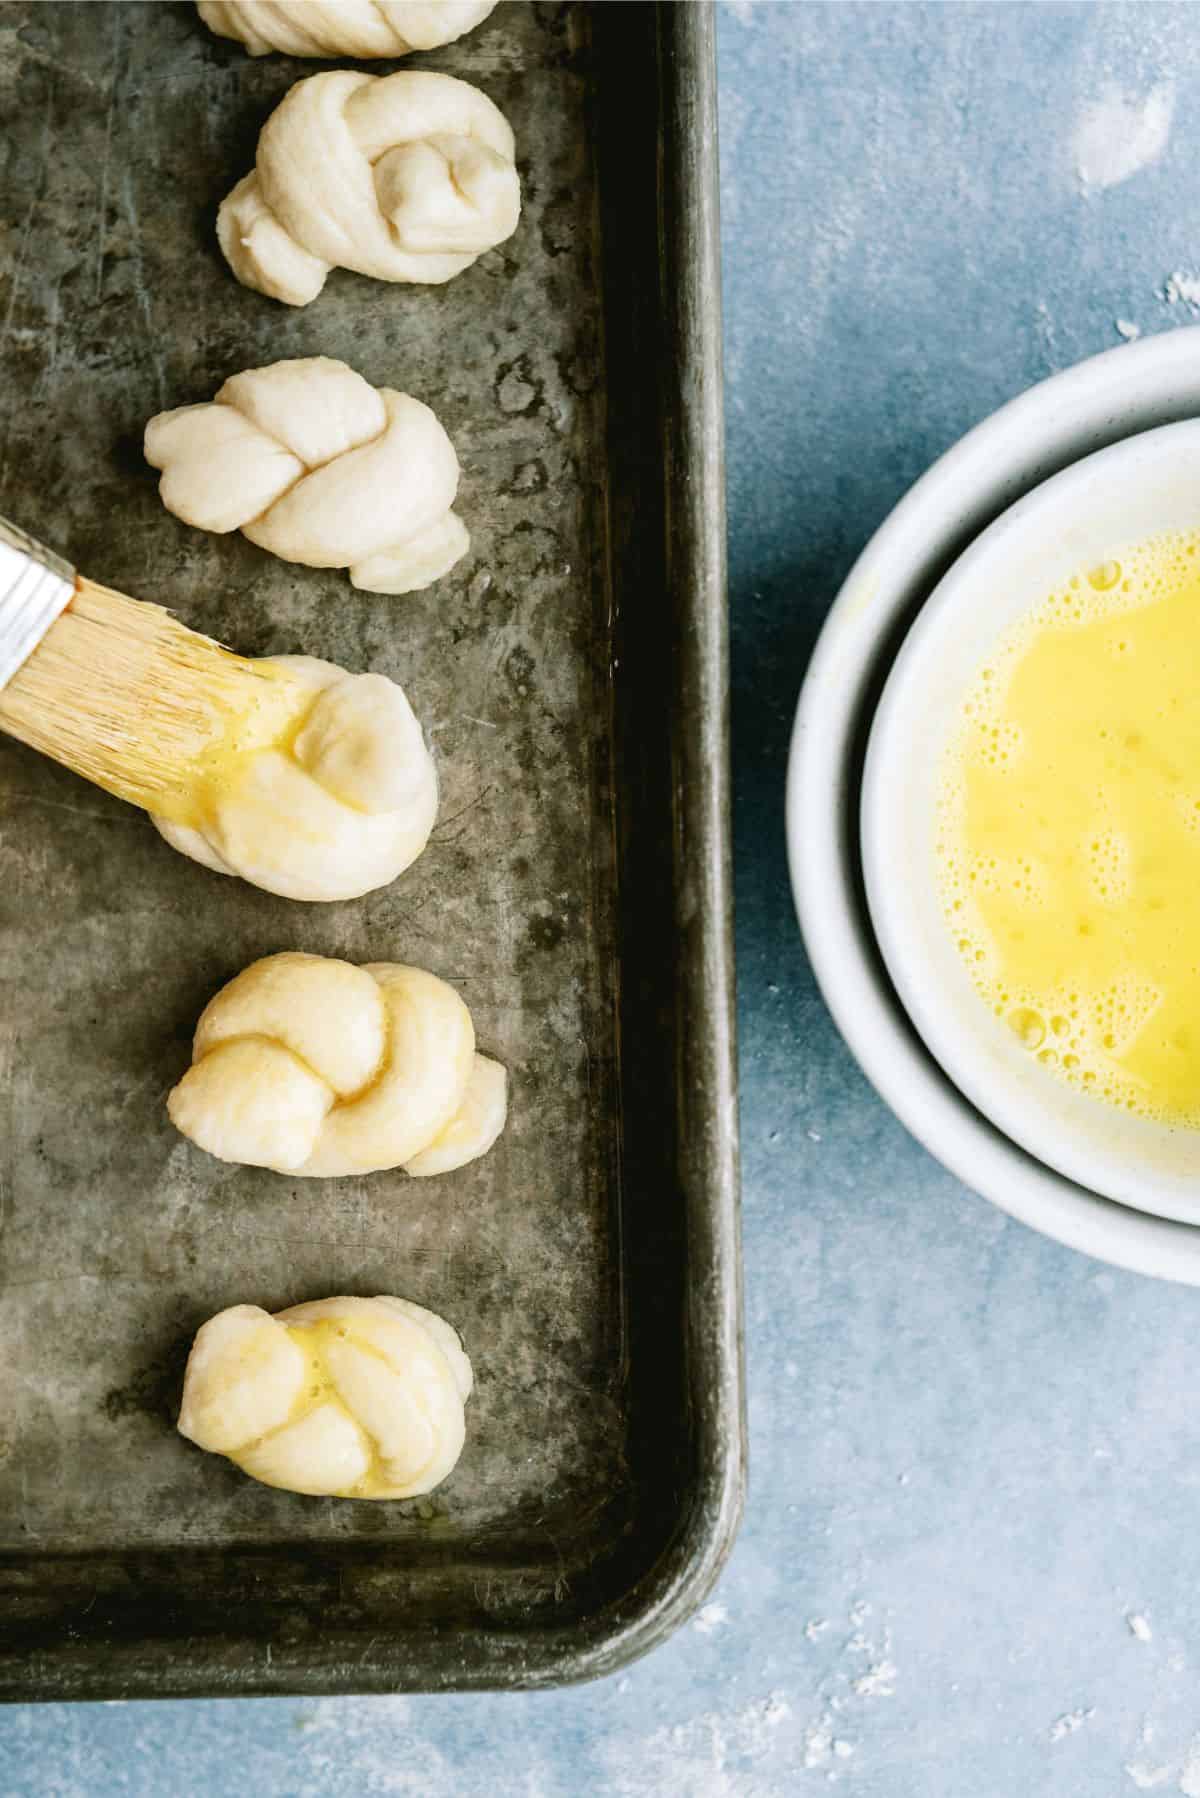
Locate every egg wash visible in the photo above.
<box><xmin>937</xmin><ymin>530</ymin><xmax>1200</xmax><ymax>1127</ymax></box>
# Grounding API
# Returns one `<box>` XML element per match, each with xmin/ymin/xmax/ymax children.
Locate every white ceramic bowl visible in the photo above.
<box><xmin>863</xmin><ymin>421</ymin><xmax>1200</xmax><ymax>1225</ymax></box>
<box><xmin>787</xmin><ymin>326</ymin><xmax>1200</xmax><ymax>1283</ymax></box>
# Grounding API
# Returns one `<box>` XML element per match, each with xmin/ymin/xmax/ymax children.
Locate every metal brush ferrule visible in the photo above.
<box><xmin>0</xmin><ymin>516</ymin><xmax>76</xmax><ymax>693</ymax></box>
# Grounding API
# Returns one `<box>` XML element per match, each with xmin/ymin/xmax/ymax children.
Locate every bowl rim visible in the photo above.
<box><xmin>786</xmin><ymin>325</ymin><xmax>1200</xmax><ymax>1285</ymax></box>
<box><xmin>862</xmin><ymin>416</ymin><xmax>1200</xmax><ymax>1224</ymax></box>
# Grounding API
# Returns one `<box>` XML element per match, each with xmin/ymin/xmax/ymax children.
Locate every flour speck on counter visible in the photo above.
<box><xmin>1073</xmin><ymin>80</ymin><xmax>1175</xmax><ymax>190</ymax></box>
<box><xmin>1050</xmin><ymin>1708</ymin><xmax>1096</xmax><ymax>1742</ymax></box>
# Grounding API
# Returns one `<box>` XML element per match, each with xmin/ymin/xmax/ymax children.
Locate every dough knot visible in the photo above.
<box><xmin>198</xmin><ymin>1</ymin><xmax>497</xmax><ymax>59</ymax></box>
<box><xmin>168</xmin><ymin>952</ymin><xmax>508</xmax><ymax>1176</ymax></box>
<box><xmin>216</xmin><ymin>70</ymin><xmax>521</xmax><ymax>304</ymax></box>
<box><xmin>178</xmin><ymin>1295</ymin><xmax>473</xmax><ymax>1499</ymax></box>
<box><xmin>152</xmin><ymin>654</ymin><xmax>439</xmax><ymax>901</ymax></box>
<box><xmin>145</xmin><ymin>356</ymin><xmax>468</xmax><ymax>595</ymax></box>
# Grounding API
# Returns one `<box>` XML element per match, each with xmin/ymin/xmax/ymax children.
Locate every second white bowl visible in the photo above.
<box><xmin>862</xmin><ymin>419</ymin><xmax>1200</xmax><ymax>1224</ymax></box>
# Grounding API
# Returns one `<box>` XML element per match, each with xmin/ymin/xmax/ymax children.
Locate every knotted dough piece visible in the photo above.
<box><xmin>218</xmin><ymin>69</ymin><xmax>520</xmax><ymax>305</ymax></box>
<box><xmin>168</xmin><ymin>952</ymin><xmax>508</xmax><ymax>1177</ymax></box>
<box><xmin>153</xmin><ymin>654</ymin><xmax>438</xmax><ymax>901</ymax></box>
<box><xmin>178</xmin><ymin>1294</ymin><xmax>473</xmax><ymax>1498</ymax></box>
<box><xmin>198</xmin><ymin>1</ymin><xmax>497</xmax><ymax>58</ymax></box>
<box><xmin>145</xmin><ymin>357</ymin><xmax>468</xmax><ymax>595</ymax></box>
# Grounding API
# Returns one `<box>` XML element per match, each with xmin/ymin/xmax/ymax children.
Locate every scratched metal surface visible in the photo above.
<box><xmin>0</xmin><ymin>0</ymin><xmax>621</xmax><ymax>1558</ymax></box>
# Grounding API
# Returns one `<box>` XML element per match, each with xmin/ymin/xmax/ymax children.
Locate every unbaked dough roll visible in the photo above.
<box><xmin>178</xmin><ymin>1294</ymin><xmax>473</xmax><ymax>1498</ymax></box>
<box><xmin>152</xmin><ymin>654</ymin><xmax>438</xmax><ymax>901</ymax></box>
<box><xmin>198</xmin><ymin>1</ymin><xmax>497</xmax><ymax>58</ymax></box>
<box><xmin>145</xmin><ymin>357</ymin><xmax>469</xmax><ymax>595</ymax></box>
<box><xmin>217</xmin><ymin>70</ymin><xmax>520</xmax><ymax>304</ymax></box>
<box><xmin>168</xmin><ymin>952</ymin><xmax>508</xmax><ymax>1177</ymax></box>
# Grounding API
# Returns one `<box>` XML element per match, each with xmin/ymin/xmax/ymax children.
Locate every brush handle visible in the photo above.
<box><xmin>0</xmin><ymin>516</ymin><xmax>75</xmax><ymax>694</ymax></box>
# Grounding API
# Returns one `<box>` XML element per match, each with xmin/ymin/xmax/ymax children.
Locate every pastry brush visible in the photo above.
<box><xmin>0</xmin><ymin>515</ymin><xmax>303</xmax><ymax>823</ymax></box>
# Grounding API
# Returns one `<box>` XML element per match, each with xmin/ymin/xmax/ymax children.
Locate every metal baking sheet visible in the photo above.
<box><xmin>0</xmin><ymin>0</ymin><xmax>741</xmax><ymax>1697</ymax></box>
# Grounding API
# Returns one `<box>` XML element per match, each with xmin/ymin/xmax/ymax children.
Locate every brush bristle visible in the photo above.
<box><xmin>0</xmin><ymin>578</ymin><xmax>303</xmax><ymax>820</ymax></box>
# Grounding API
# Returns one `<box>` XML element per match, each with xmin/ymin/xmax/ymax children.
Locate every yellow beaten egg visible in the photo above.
<box><xmin>937</xmin><ymin>530</ymin><xmax>1200</xmax><ymax>1127</ymax></box>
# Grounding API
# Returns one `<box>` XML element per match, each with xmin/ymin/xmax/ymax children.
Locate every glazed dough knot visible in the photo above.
<box><xmin>168</xmin><ymin>953</ymin><xmax>508</xmax><ymax>1177</ymax></box>
<box><xmin>145</xmin><ymin>357</ymin><xmax>468</xmax><ymax>594</ymax></box>
<box><xmin>198</xmin><ymin>0</ymin><xmax>497</xmax><ymax>58</ymax></box>
<box><xmin>217</xmin><ymin>70</ymin><xmax>520</xmax><ymax>305</ymax></box>
<box><xmin>178</xmin><ymin>1295</ymin><xmax>473</xmax><ymax>1498</ymax></box>
<box><xmin>152</xmin><ymin>654</ymin><xmax>438</xmax><ymax>901</ymax></box>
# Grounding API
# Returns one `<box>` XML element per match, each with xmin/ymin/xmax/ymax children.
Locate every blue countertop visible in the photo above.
<box><xmin>10</xmin><ymin>3</ymin><xmax>1200</xmax><ymax>1792</ymax></box>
